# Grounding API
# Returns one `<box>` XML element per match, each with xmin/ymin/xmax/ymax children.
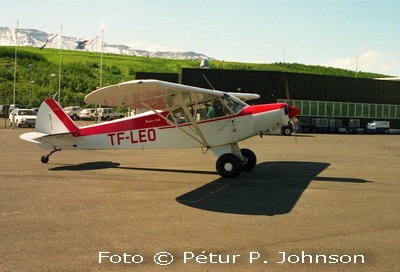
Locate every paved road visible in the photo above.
<box><xmin>1</xmin><ymin>125</ymin><xmax>399</xmax><ymax>271</ymax></box>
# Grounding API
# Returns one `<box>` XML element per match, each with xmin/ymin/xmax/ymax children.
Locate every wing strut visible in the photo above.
<box><xmin>139</xmin><ymin>101</ymin><xmax>210</xmax><ymax>148</ymax></box>
<box><xmin>175</xmin><ymin>93</ymin><xmax>210</xmax><ymax>148</ymax></box>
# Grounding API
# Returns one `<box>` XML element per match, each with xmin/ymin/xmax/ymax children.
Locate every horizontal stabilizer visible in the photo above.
<box><xmin>20</xmin><ymin>99</ymin><xmax>79</xmax><ymax>149</ymax></box>
<box><xmin>19</xmin><ymin>132</ymin><xmax>48</xmax><ymax>143</ymax></box>
<box><xmin>20</xmin><ymin>131</ymin><xmax>74</xmax><ymax>143</ymax></box>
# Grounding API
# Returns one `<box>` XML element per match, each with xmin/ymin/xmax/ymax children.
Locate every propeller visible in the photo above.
<box><xmin>283</xmin><ymin>76</ymin><xmax>301</xmax><ymax>135</ymax></box>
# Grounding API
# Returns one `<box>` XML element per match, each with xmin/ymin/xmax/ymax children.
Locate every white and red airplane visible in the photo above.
<box><xmin>20</xmin><ymin>79</ymin><xmax>300</xmax><ymax>178</ymax></box>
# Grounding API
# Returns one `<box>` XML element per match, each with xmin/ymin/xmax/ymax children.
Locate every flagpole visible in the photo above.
<box><xmin>96</xmin><ymin>30</ymin><xmax>104</xmax><ymax>124</ymax></box>
<box><xmin>100</xmin><ymin>29</ymin><xmax>104</xmax><ymax>88</ymax></box>
<box><xmin>58</xmin><ymin>25</ymin><xmax>63</xmax><ymax>104</ymax></box>
<box><xmin>12</xmin><ymin>21</ymin><xmax>19</xmax><ymax>129</ymax></box>
<box><xmin>13</xmin><ymin>21</ymin><xmax>18</xmax><ymax>105</ymax></box>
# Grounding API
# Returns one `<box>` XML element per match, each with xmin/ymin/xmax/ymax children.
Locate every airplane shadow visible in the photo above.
<box><xmin>49</xmin><ymin>161</ymin><xmax>216</xmax><ymax>175</ymax></box>
<box><xmin>176</xmin><ymin>161</ymin><xmax>371</xmax><ymax>216</ymax></box>
<box><xmin>49</xmin><ymin>161</ymin><xmax>370</xmax><ymax>216</ymax></box>
<box><xmin>49</xmin><ymin>161</ymin><xmax>122</xmax><ymax>171</ymax></box>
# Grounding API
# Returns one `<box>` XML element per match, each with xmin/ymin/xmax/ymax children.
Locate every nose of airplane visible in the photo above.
<box><xmin>288</xmin><ymin>106</ymin><xmax>301</xmax><ymax>118</ymax></box>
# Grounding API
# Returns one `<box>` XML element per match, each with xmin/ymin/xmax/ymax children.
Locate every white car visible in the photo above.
<box><xmin>97</xmin><ymin>108</ymin><xmax>124</xmax><ymax>120</ymax></box>
<box><xmin>78</xmin><ymin>108</ymin><xmax>96</xmax><ymax>120</ymax></box>
<box><xmin>9</xmin><ymin>108</ymin><xmax>37</xmax><ymax>127</ymax></box>
<box><xmin>63</xmin><ymin>106</ymin><xmax>81</xmax><ymax>120</ymax></box>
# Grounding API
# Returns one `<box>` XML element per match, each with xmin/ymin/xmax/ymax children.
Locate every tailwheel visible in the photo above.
<box><xmin>240</xmin><ymin>148</ymin><xmax>257</xmax><ymax>171</ymax></box>
<box><xmin>40</xmin><ymin>148</ymin><xmax>61</xmax><ymax>164</ymax></box>
<box><xmin>216</xmin><ymin>153</ymin><xmax>243</xmax><ymax>178</ymax></box>
<box><xmin>41</xmin><ymin>155</ymin><xmax>49</xmax><ymax>164</ymax></box>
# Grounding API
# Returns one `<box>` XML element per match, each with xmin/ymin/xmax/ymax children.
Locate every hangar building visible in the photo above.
<box><xmin>137</xmin><ymin>68</ymin><xmax>400</xmax><ymax>130</ymax></box>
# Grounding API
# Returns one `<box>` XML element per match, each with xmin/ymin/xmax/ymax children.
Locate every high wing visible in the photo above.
<box><xmin>227</xmin><ymin>92</ymin><xmax>261</xmax><ymax>102</ymax></box>
<box><xmin>84</xmin><ymin>79</ymin><xmax>260</xmax><ymax>110</ymax></box>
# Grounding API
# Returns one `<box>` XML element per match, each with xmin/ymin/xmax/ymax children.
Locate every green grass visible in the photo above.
<box><xmin>6</xmin><ymin>46</ymin><xmax>391</xmax><ymax>77</ymax></box>
<box><xmin>17</xmin><ymin>47</ymin><xmax>202</xmax><ymax>75</ymax></box>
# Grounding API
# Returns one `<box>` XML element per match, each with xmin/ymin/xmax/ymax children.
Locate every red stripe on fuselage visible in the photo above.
<box><xmin>78</xmin><ymin>112</ymin><xmax>170</xmax><ymax>136</ymax></box>
<box><xmin>77</xmin><ymin>103</ymin><xmax>288</xmax><ymax>136</ymax></box>
<box><xmin>45</xmin><ymin>99</ymin><xmax>78</xmax><ymax>133</ymax></box>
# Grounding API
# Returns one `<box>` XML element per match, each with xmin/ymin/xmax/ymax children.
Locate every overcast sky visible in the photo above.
<box><xmin>3</xmin><ymin>0</ymin><xmax>400</xmax><ymax>76</ymax></box>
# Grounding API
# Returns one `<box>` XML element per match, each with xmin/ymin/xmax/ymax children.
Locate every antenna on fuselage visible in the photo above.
<box><xmin>202</xmin><ymin>74</ymin><xmax>215</xmax><ymax>90</ymax></box>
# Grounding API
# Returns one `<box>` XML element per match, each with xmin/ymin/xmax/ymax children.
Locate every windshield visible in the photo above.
<box><xmin>167</xmin><ymin>93</ymin><xmax>248</xmax><ymax>124</ymax></box>
<box><xmin>220</xmin><ymin>93</ymin><xmax>247</xmax><ymax>114</ymax></box>
<box><xmin>18</xmin><ymin>110</ymin><xmax>36</xmax><ymax>115</ymax></box>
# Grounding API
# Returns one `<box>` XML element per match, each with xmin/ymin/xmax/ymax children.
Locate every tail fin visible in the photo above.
<box><xmin>35</xmin><ymin>99</ymin><xmax>79</xmax><ymax>134</ymax></box>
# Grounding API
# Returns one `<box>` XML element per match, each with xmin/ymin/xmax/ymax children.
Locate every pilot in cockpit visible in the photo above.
<box><xmin>207</xmin><ymin>99</ymin><xmax>224</xmax><ymax>118</ymax></box>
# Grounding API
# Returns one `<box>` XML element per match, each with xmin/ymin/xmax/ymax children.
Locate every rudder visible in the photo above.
<box><xmin>35</xmin><ymin>99</ymin><xmax>79</xmax><ymax>134</ymax></box>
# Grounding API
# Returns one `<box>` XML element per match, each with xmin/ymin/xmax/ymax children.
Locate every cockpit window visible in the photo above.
<box><xmin>220</xmin><ymin>94</ymin><xmax>247</xmax><ymax>114</ymax></box>
<box><xmin>167</xmin><ymin>94</ymin><xmax>247</xmax><ymax>125</ymax></box>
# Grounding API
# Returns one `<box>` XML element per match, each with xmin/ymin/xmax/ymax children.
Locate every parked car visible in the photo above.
<box><xmin>0</xmin><ymin>105</ymin><xmax>10</xmax><ymax>117</ymax></box>
<box><xmin>8</xmin><ymin>108</ymin><xmax>37</xmax><ymax>127</ymax></box>
<box><xmin>97</xmin><ymin>108</ymin><xmax>124</xmax><ymax>120</ymax></box>
<box><xmin>63</xmin><ymin>106</ymin><xmax>81</xmax><ymax>120</ymax></box>
<box><xmin>8</xmin><ymin>104</ymin><xmax>28</xmax><ymax>115</ymax></box>
<box><xmin>32</xmin><ymin>108</ymin><xmax>39</xmax><ymax>115</ymax></box>
<box><xmin>78</xmin><ymin>108</ymin><xmax>97</xmax><ymax>120</ymax></box>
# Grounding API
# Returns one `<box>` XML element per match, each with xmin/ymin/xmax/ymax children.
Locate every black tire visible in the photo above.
<box><xmin>216</xmin><ymin>153</ymin><xmax>242</xmax><ymax>178</ymax></box>
<box><xmin>240</xmin><ymin>148</ymin><xmax>257</xmax><ymax>171</ymax></box>
<box><xmin>281</xmin><ymin>126</ymin><xmax>293</xmax><ymax>136</ymax></box>
<box><xmin>41</xmin><ymin>155</ymin><xmax>49</xmax><ymax>164</ymax></box>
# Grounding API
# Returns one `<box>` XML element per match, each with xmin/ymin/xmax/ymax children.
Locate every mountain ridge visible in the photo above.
<box><xmin>0</xmin><ymin>26</ymin><xmax>215</xmax><ymax>61</ymax></box>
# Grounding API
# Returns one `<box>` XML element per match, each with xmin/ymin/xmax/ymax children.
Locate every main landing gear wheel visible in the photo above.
<box><xmin>281</xmin><ymin>126</ymin><xmax>293</xmax><ymax>136</ymax></box>
<box><xmin>240</xmin><ymin>148</ymin><xmax>257</xmax><ymax>171</ymax></box>
<box><xmin>216</xmin><ymin>153</ymin><xmax>243</xmax><ymax>178</ymax></box>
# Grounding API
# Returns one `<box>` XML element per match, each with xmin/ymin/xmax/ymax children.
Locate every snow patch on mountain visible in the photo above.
<box><xmin>0</xmin><ymin>27</ymin><xmax>215</xmax><ymax>60</ymax></box>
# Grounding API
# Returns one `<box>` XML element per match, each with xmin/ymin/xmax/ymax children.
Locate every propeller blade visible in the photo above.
<box><xmin>284</xmin><ymin>77</ymin><xmax>291</xmax><ymax>106</ymax></box>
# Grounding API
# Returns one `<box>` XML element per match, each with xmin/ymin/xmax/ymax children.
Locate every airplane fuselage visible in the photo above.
<box><xmin>21</xmin><ymin>79</ymin><xmax>301</xmax><ymax>177</ymax></box>
<box><xmin>38</xmin><ymin>103</ymin><xmax>291</xmax><ymax>151</ymax></box>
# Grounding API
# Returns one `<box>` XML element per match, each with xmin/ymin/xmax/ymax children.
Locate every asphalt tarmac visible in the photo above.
<box><xmin>1</xmin><ymin>123</ymin><xmax>399</xmax><ymax>271</ymax></box>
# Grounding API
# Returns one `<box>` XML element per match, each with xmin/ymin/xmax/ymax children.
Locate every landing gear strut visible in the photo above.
<box><xmin>40</xmin><ymin>148</ymin><xmax>61</xmax><ymax>164</ymax></box>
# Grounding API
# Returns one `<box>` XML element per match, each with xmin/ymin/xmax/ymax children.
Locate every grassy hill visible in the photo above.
<box><xmin>0</xmin><ymin>46</ymin><xmax>390</xmax><ymax>107</ymax></box>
